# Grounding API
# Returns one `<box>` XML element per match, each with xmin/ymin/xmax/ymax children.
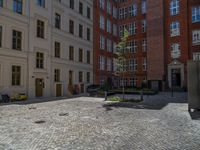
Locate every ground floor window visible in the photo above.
<box><xmin>12</xmin><ymin>65</ymin><xmax>21</xmax><ymax>86</ymax></box>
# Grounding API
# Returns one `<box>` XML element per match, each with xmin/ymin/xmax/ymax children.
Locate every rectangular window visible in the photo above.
<box><xmin>142</xmin><ymin>20</ymin><xmax>146</xmax><ymax>33</ymax></box>
<box><xmin>0</xmin><ymin>0</ymin><xmax>3</xmax><ymax>7</ymax></box>
<box><xmin>69</xmin><ymin>46</ymin><xmax>74</xmax><ymax>60</ymax></box>
<box><xmin>79</xmin><ymin>24</ymin><xmax>83</xmax><ymax>38</ymax></box>
<box><xmin>100</xmin><ymin>35</ymin><xmax>105</xmax><ymax>49</ymax></box>
<box><xmin>143</xmin><ymin>57</ymin><xmax>147</xmax><ymax>71</ymax></box>
<box><xmin>99</xmin><ymin>56</ymin><xmax>105</xmax><ymax>70</ymax></box>
<box><xmin>129</xmin><ymin>59</ymin><xmax>137</xmax><ymax>71</ymax></box>
<box><xmin>107</xmin><ymin>0</ymin><xmax>111</xmax><ymax>15</ymax></box>
<box><xmin>129</xmin><ymin>22</ymin><xmax>137</xmax><ymax>35</ymax></box>
<box><xmin>142</xmin><ymin>39</ymin><xmax>147</xmax><ymax>52</ymax></box>
<box><xmin>87</xmin><ymin>7</ymin><xmax>91</xmax><ymax>19</ymax></box>
<box><xmin>100</xmin><ymin>15</ymin><xmax>105</xmax><ymax>30</ymax></box>
<box><xmin>79</xmin><ymin>48</ymin><xmax>83</xmax><ymax>62</ymax></box>
<box><xmin>128</xmin><ymin>40</ymin><xmax>137</xmax><ymax>53</ymax></box>
<box><xmin>37</xmin><ymin>20</ymin><xmax>45</xmax><ymax>38</ymax></box>
<box><xmin>141</xmin><ymin>0</ymin><xmax>146</xmax><ymax>14</ymax></box>
<box><xmin>107</xmin><ymin>39</ymin><xmax>112</xmax><ymax>52</ymax></box>
<box><xmin>87</xmin><ymin>28</ymin><xmax>90</xmax><ymax>41</ymax></box>
<box><xmin>170</xmin><ymin>21</ymin><xmax>180</xmax><ymax>37</ymax></box>
<box><xmin>0</xmin><ymin>26</ymin><xmax>2</xmax><ymax>47</ymax></box>
<box><xmin>192</xmin><ymin>30</ymin><xmax>200</xmax><ymax>45</ymax></box>
<box><xmin>12</xmin><ymin>30</ymin><xmax>22</xmax><ymax>51</ymax></box>
<box><xmin>55</xmin><ymin>13</ymin><xmax>61</xmax><ymax>29</ymax></box>
<box><xmin>79</xmin><ymin>71</ymin><xmax>83</xmax><ymax>82</ymax></box>
<box><xmin>37</xmin><ymin>0</ymin><xmax>45</xmax><ymax>8</ymax></box>
<box><xmin>12</xmin><ymin>65</ymin><xmax>21</xmax><ymax>86</ymax></box>
<box><xmin>100</xmin><ymin>0</ymin><xmax>105</xmax><ymax>9</ymax></box>
<box><xmin>69</xmin><ymin>70</ymin><xmax>73</xmax><ymax>85</ymax></box>
<box><xmin>107</xmin><ymin>58</ymin><xmax>112</xmax><ymax>71</ymax></box>
<box><xmin>107</xmin><ymin>19</ymin><xmax>112</xmax><ymax>33</ymax></box>
<box><xmin>129</xmin><ymin>4</ymin><xmax>137</xmax><ymax>17</ymax></box>
<box><xmin>193</xmin><ymin>52</ymin><xmax>200</xmax><ymax>61</ymax></box>
<box><xmin>54</xmin><ymin>69</ymin><xmax>60</xmax><ymax>82</ymax></box>
<box><xmin>70</xmin><ymin>0</ymin><xmax>74</xmax><ymax>9</ymax></box>
<box><xmin>192</xmin><ymin>7</ymin><xmax>200</xmax><ymax>23</ymax></box>
<box><xmin>36</xmin><ymin>52</ymin><xmax>44</xmax><ymax>69</ymax></box>
<box><xmin>170</xmin><ymin>0</ymin><xmax>179</xmax><ymax>16</ymax></box>
<box><xmin>69</xmin><ymin>20</ymin><xmax>74</xmax><ymax>34</ymax></box>
<box><xmin>86</xmin><ymin>72</ymin><xmax>90</xmax><ymax>83</ymax></box>
<box><xmin>13</xmin><ymin>0</ymin><xmax>23</xmax><ymax>14</ymax></box>
<box><xmin>87</xmin><ymin>51</ymin><xmax>90</xmax><ymax>64</ymax></box>
<box><xmin>79</xmin><ymin>2</ymin><xmax>83</xmax><ymax>14</ymax></box>
<box><xmin>55</xmin><ymin>42</ymin><xmax>60</xmax><ymax>58</ymax></box>
<box><xmin>171</xmin><ymin>43</ymin><xmax>181</xmax><ymax>59</ymax></box>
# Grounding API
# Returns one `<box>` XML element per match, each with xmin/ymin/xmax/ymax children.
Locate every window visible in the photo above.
<box><xmin>55</xmin><ymin>13</ymin><xmax>61</xmax><ymax>29</ymax></box>
<box><xmin>119</xmin><ymin>25</ymin><xmax>128</xmax><ymax>37</ymax></box>
<box><xmin>128</xmin><ymin>41</ymin><xmax>137</xmax><ymax>53</ymax></box>
<box><xmin>87</xmin><ymin>7</ymin><xmax>91</xmax><ymax>19</ymax></box>
<box><xmin>79</xmin><ymin>71</ymin><xmax>83</xmax><ymax>82</ymax></box>
<box><xmin>142</xmin><ymin>20</ymin><xmax>146</xmax><ymax>33</ymax></box>
<box><xmin>113</xmin><ymin>24</ymin><xmax>117</xmax><ymax>36</ymax></box>
<box><xmin>0</xmin><ymin>0</ymin><xmax>3</xmax><ymax>7</ymax></box>
<box><xmin>99</xmin><ymin>56</ymin><xmax>105</xmax><ymax>70</ymax></box>
<box><xmin>86</xmin><ymin>72</ymin><xmax>90</xmax><ymax>83</ymax></box>
<box><xmin>142</xmin><ymin>39</ymin><xmax>147</xmax><ymax>52</ymax></box>
<box><xmin>70</xmin><ymin>0</ymin><xmax>74</xmax><ymax>9</ymax></box>
<box><xmin>107</xmin><ymin>0</ymin><xmax>111</xmax><ymax>15</ymax></box>
<box><xmin>113</xmin><ymin>6</ymin><xmax>117</xmax><ymax>18</ymax></box>
<box><xmin>37</xmin><ymin>0</ymin><xmax>45</xmax><ymax>8</ymax></box>
<box><xmin>129</xmin><ymin>4</ymin><xmax>137</xmax><ymax>17</ymax></box>
<box><xmin>69</xmin><ymin>20</ymin><xmax>74</xmax><ymax>34</ymax></box>
<box><xmin>100</xmin><ymin>0</ymin><xmax>105</xmax><ymax>9</ymax></box>
<box><xmin>69</xmin><ymin>70</ymin><xmax>73</xmax><ymax>85</ymax></box>
<box><xmin>12</xmin><ymin>65</ymin><xmax>21</xmax><ymax>86</ymax></box>
<box><xmin>170</xmin><ymin>21</ymin><xmax>180</xmax><ymax>37</ymax></box>
<box><xmin>55</xmin><ymin>42</ymin><xmax>60</xmax><ymax>58</ymax></box>
<box><xmin>36</xmin><ymin>52</ymin><xmax>44</xmax><ymax>69</ymax></box>
<box><xmin>13</xmin><ymin>0</ymin><xmax>23</xmax><ymax>14</ymax></box>
<box><xmin>193</xmin><ymin>53</ymin><xmax>200</xmax><ymax>61</ymax></box>
<box><xmin>87</xmin><ymin>28</ymin><xmax>90</xmax><ymax>41</ymax></box>
<box><xmin>107</xmin><ymin>58</ymin><xmax>112</xmax><ymax>71</ymax></box>
<box><xmin>12</xmin><ymin>30</ymin><xmax>22</xmax><ymax>51</ymax></box>
<box><xmin>87</xmin><ymin>51</ymin><xmax>90</xmax><ymax>64</ymax></box>
<box><xmin>79</xmin><ymin>24</ymin><xmax>83</xmax><ymax>38</ymax></box>
<box><xmin>119</xmin><ymin>7</ymin><xmax>128</xmax><ymax>19</ymax></box>
<box><xmin>107</xmin><ymin>19</ymin><xmax>112</xmax><ymax>33</ymax></box>
<box><xmin>37</xmin><ymin>20</ymin><xmax>45</xmax><ymax>38</ymax></box>
<box><xmin>100</xmin><ymin>35</ymin><xmax>105</xmax><ymax>49</ymax></box>
<box><xmin>100</xmin><ymin>15</ymin><xmax>105</xmax><ymax>30</ymax></box>
<box><xmin>129</xmin><ymin>22</ymin><xmax>137</xmax><ymax>35</ymax></box>
<box><xmin>143</xmin><ymin>58</ymin><xmax>147</xmax><ymax>71</ymax></box>
<box><xmin>141</xmin><ymin>0</ymin><xmax>146</xmax><ymax>14</ymax></box>
<box><xmin>54</xmin><ymin>69</ymin><xmax>60</xmax><ymax>82</ymax></box>
<box><xmin>69</xmin><ymin>46</ymin><xmax>74</xmax><ymax>60</ymax></box>
<box><xmin>0</xmin><ymin>26</ymin><xmax>2</xmax><ymax>47</ymax></box>
<box><xmin>79</xmin><ymin>2</ymin><xmax>83</xmax><ymax>14</ymax></box>
<box><xmin>192</xmin><ymin>30</ymin><xmax>200</xmax><ymax>45</ymax></box>
<box><xmin>170</xmin><ymin>0</ymin><xmax>179</xmax><ymax>16</ymax></box>
<box><xmin>79</xmin><ymin>48</ymin><xmax>83</xmax><ymax>62</ymax></box>
<box><xmin>171</xmin><ymin>43</ymin><xmax>181</xmax><ymax>59</ymax></box>
<box><xmin>130</xmin><ymin>78</ymin><xmax>137</xmax><ymax>87</ymax></box>
<box><xmin>107</xmin><ymin>39</ymin><xmax>112</xmax><ymax>52</ymax></box>
<box><xmin>129</xmin><ymin>59</ymin><xmax>137</xmax><ymax>71</ymax></box>
<box><xmin>192</xmin><ymin>7</ymin><xmax>200</xmax><ymax>23</ymax></box>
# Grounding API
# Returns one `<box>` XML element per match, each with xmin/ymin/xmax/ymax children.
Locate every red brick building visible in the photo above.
<box><xmin>93</xmin><ymin>0</ymin><xmax>200</xmax><ymax>90</ymax></box>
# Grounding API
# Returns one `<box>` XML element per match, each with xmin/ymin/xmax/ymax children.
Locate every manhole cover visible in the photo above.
<box><xmin>59</xmin><ymin>113</ymin><xmax>69</xmax><ymax>116</ymax></box>
<box><xmin>34</xmin><ymin>120</ymin><xmax>46</xmax><ymax>124</ymax></box>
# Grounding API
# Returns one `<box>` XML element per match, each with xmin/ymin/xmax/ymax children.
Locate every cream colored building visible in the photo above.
<box><xmin>0</xmin><ymin>0</ymin><xmax>93</xmax><ymax>98</ymax></box>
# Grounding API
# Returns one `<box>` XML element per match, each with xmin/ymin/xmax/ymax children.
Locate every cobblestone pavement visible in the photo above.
<box><xmin>0</xmin><ymin>92</ymin><xmax>200</xmax><ymax>150</ymax></box>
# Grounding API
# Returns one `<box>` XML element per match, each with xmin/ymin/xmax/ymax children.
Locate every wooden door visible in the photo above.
<box><xmin>56</xmin><ymin>84</ymin><xmax>62</xmax><ymax>97</ymax></box>
<box><xmin>35</xmin><ymin>79</ymin><xmax>43</xmax><ymax>97</ymax></box>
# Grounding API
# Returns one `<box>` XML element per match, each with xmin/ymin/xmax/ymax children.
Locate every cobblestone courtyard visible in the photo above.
<box><xmin>0</xmin><ymin>92</ymin><xmax>200</xmax><ymax>150</ymax></box>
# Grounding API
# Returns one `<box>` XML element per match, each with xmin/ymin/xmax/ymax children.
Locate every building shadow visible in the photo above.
<box><xmin>103</xmin><ymin>92</ymin><xmax>188</xmax><ymax>111</ymax></box>
<box><xmin>189</xmin><ymin>110</ymin><xmax>200</xmax><ymax>120</ymax></box>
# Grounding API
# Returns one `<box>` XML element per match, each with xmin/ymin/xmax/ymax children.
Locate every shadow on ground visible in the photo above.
<box><xmin>103</xmin><ymin>92</ymin><xmax>188</xmax><ymax>111</ymax></box>
<box><xmin>189</xmin><ymin>110</ymin><xmax>200</xmax><ymax>120</ymax></box>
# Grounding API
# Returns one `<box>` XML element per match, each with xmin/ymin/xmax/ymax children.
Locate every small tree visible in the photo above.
<box><xmin>115</xmin><ymin>29</ymin><xmax>129</xmax><ymax>101</ymax></box>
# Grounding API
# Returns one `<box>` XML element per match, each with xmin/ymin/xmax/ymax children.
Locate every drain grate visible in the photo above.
<box><xmin>59</xmin><ymin>113</ymin><xmax>69</xmax><ymax>116</ymax></box>
<box><xmin>34</xmin><ymin>120</ymin><xmax>46</xmax><ymax>124</ymax></box>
